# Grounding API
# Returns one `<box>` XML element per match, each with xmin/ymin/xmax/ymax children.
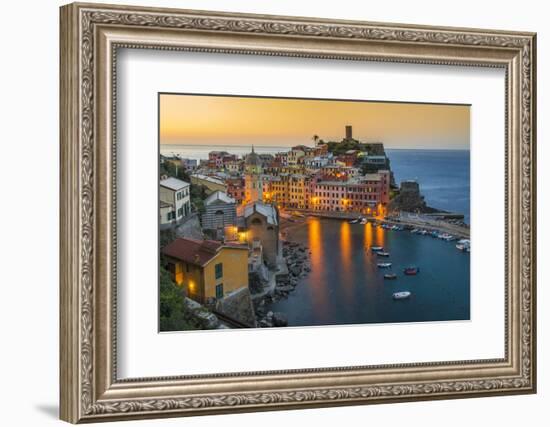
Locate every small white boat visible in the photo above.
<box><xmin>349</xmin><ymin>219</ymin><xmax>359</xmax><ymax>224</ymax></box>
<box><xmin>370</xmin><ymin>246</ymin><xmax>384</xmax><ymax>252</ymax></box>
<box><xmin>438</xmin><ymin>233</ymin><xmax>455</xmax><ymax>241</ymax></box>
<box><xmin>456</xmin><ymin>243</ymin><xmax>470</xmax><ymax>251</ymax></box>
<box><xmin>376</xmin><ymin>251</ymin><xmax>390</xmax><ymax>257</ymax></box>
<box><xmin>393</xmin><ymin>291</ymin><xmax>411</xmax><ymax>300</ymax></box>
<box><xmin>360</xmin><ymin>218</ymin><xmax>368</xmax><ymax>225</ymax></box>
<box><xmin>377</xmin><ymin>262</ymin><xmax>392</xmax><ymax>268</ymax></box>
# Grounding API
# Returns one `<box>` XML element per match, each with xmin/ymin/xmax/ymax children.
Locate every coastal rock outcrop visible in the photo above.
<box><xmin>389</xmin><ymin>180</ymin><xmax>439</xmax><ymax>214</ymax></box>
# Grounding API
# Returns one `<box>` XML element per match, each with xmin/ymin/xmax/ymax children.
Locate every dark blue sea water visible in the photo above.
<box><xmin>386</xmin><ymin>149</ymin><xmax>470</xmax><ymax>223</ymax></box>
<box><xmin>269</xmin><ymin>218</ymin><xmax>470</xmax><ymax>327</ymax></box>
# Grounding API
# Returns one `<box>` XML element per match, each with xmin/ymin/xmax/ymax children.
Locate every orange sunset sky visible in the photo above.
<box><xmin>160</xmin><ymin>94</ymin><xmax>470</xmax><ymax>150</ymax></box>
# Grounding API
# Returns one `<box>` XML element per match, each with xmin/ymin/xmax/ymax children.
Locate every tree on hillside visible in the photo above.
<box><xmin>159</xmin><ymin>265</ymin><xmax>201</xmax><ymax>332</ymax></box>
<box><xmin>161</xmin><ymin>160</ymin><xmax>190</xmax><ymax>182</ymax></box>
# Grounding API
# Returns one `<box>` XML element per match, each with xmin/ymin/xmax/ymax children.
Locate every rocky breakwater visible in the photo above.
<box><xmin>254</xmin><ymin>240</ymin><xmax>311</xmax><ymax>327</ymax></box>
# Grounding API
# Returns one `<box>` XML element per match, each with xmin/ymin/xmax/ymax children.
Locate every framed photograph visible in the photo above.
<box><xmin>60</xmin><ymin>2</ymin><xmax>537</xmax><ymax>423</ymax></box>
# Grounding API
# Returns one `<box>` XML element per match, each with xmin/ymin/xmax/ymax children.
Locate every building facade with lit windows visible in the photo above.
<box><xmin>262</xmin><ymin>173</ymin><xmax>312</xmax><ymax>210</ymax></box>
<box><xmin>310</xmin><ymin>170</ymin><xmax>390</xmax><ymax>215</ymax></box>
<box><xmin>162</xmin><ymin>238</ymin><xmax>249</xmax><ymax>304</ymax></box>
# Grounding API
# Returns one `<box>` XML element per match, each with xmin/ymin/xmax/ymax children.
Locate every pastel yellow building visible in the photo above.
<box><xmin>263</xmin><ymin>174</ymin><xmax>310</xmax><ymax>209</ymax></box>
<box><xmin>162</xmin><ymin>238</ymin><xmax>249</xmax><ymax>303</ymax></box>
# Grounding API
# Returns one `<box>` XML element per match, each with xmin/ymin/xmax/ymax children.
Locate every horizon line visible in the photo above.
<box><xmin>160</xmin><ymin>143</ymin><xmax>470</xmax><ymax>151</ymax></box>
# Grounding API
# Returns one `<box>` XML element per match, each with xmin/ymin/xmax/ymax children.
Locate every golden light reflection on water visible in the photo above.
<box><xmin>376</xmin><ymin>224</ymin><xmax>386</xmax><ymax>247</ymax></box>
<box><xmin>339</xmin><ymin>221</ymin><xmax>354</xmax><ymax>301</ymax></box>
<box><xmin>364</xmin><ymin>222</ymin><xmax>373</xmax><ymax>249</ymax></box>
<box><xmin>340</xmin><ymin>222</ymin><xmax>351</xmax><ymax>263</ymax></box>
<box><xmin>307</xmin><ymin>218</ymin><xmax>328</xmax><ymax>311</ymax></box>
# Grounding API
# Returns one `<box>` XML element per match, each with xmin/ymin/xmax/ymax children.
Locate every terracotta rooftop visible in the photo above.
<box><xmin>162</xmin><ymin>238</ymin><xmax>246</xmax><ymax>266</ymax></box>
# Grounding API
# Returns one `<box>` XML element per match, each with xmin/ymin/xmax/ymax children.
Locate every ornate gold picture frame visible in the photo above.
<box><xmin>60</xmin><ymin>2</ymin><xmax>536</xmax><ymax>423</ymax></box>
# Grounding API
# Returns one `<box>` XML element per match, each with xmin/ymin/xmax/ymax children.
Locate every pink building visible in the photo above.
<box><xmin>310</xmin><ymin>170</ymin><xmax>390</xmax><ymax>215</ymax></box>
<box><xmin>226</xmin><ymin>177</ymin><xmax>246</xmax><ymax>204</ymax></box>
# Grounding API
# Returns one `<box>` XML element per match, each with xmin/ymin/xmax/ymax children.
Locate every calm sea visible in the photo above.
<box><xmin>160</xmin><ymin>144</ymin><xmax>291</xmax><ymax>160</ymax></box>
<box><xmin>269</xmin><ymin>218</ymin><xmax>470</xmax><ymax>327</ymax></box>
<box><xmin>386</xmin><ymin>149</ymin><xmax>470</xmax><ymax>223</ymax></box>
<box><xmin>161</xmin><ymin>145</ymin><xmax>470</xmax><ymax>221</ymax></box>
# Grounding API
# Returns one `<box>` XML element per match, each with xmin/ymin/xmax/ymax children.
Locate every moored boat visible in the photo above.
<box><xmin>438</xmin><ymin>233</ymin><xmax>455</xmax><ymax>241</ymax></box>
<box><xmin>349</xmin><ymin>219</ymin><xmax>359</xmax><ymax>224</ymax></box>
<box><xmin>384</xmin><ymin>273</ymin><xmax>397</xmax><ymax>280</ymax></box>
<box><xmin>377</xmin><ymin>262</ymin><xmax>392</xmax><ymax>268</ymax></box>
<box><xmin>370</xmin><ymin>246</ymin><xmax>383</xmax><ymax>252</ymax></box>
<box><xmin>376</xmin><ymin>251</ymin><xmax>390</xmax><ymax>257</ymax></box>
<box><xmin>404</xmin><ymin>266</ymin><xmax>420</xmax><ymax>275</ymax></box>
<box><xmin>393</xmin><ymin>291</ymin><xmax>411</xmax><ymax>300</ymax></box>
<box><xmin>360</xmin><ymin>218</ymin><xmax>368</xmax><ymax>225</ymax></box>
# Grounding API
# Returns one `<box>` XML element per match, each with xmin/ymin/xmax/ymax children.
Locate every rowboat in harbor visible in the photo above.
<box><xmin>384</xmin><ymin>273</ymin><xmax>397</xmax><ymax>280</ymax></box>
<box><xmin>404</xmin><ymin>266</ymin><xmax>420</xmax><ymax>275</ymax></box>
<box><xmin>377</xmin><ymin>262</ymin><xmax>392</xmax><ymax>268</ymax></box>
<box><xmin>376</xmin><ymin>251</ymin><xmax>391</xmax><ymax>257</ymax></box>
<box><xmin>349</xmin><ymin>219</ymin><xmax>359</xmax><ymax>224</ymax></box>
<box><xmin>370</xmin><ymin>246</ymin><xmax>384</xmax><ymax>252</ymax></box>
<box><xmin>393</xmin><ymin>291</ymin><xmax>411</xmax><ymax>300</ymax></box>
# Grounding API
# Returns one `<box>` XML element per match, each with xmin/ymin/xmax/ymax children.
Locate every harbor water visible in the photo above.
<box><xmin>269</xmin><ymin>217</ymin><xmax>470</xmax><ymax>326</ymax></box>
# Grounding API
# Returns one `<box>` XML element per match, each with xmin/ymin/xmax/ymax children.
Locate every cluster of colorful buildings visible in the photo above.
<box><xmin>159</xmin><ymin>125</ymin><xmax>391</xmax><ymax>305</ymax></box>
<box><xmin>195</xmin><ymin>126</ymin><xmax>391</xmax><ymax>216</ymax></box>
